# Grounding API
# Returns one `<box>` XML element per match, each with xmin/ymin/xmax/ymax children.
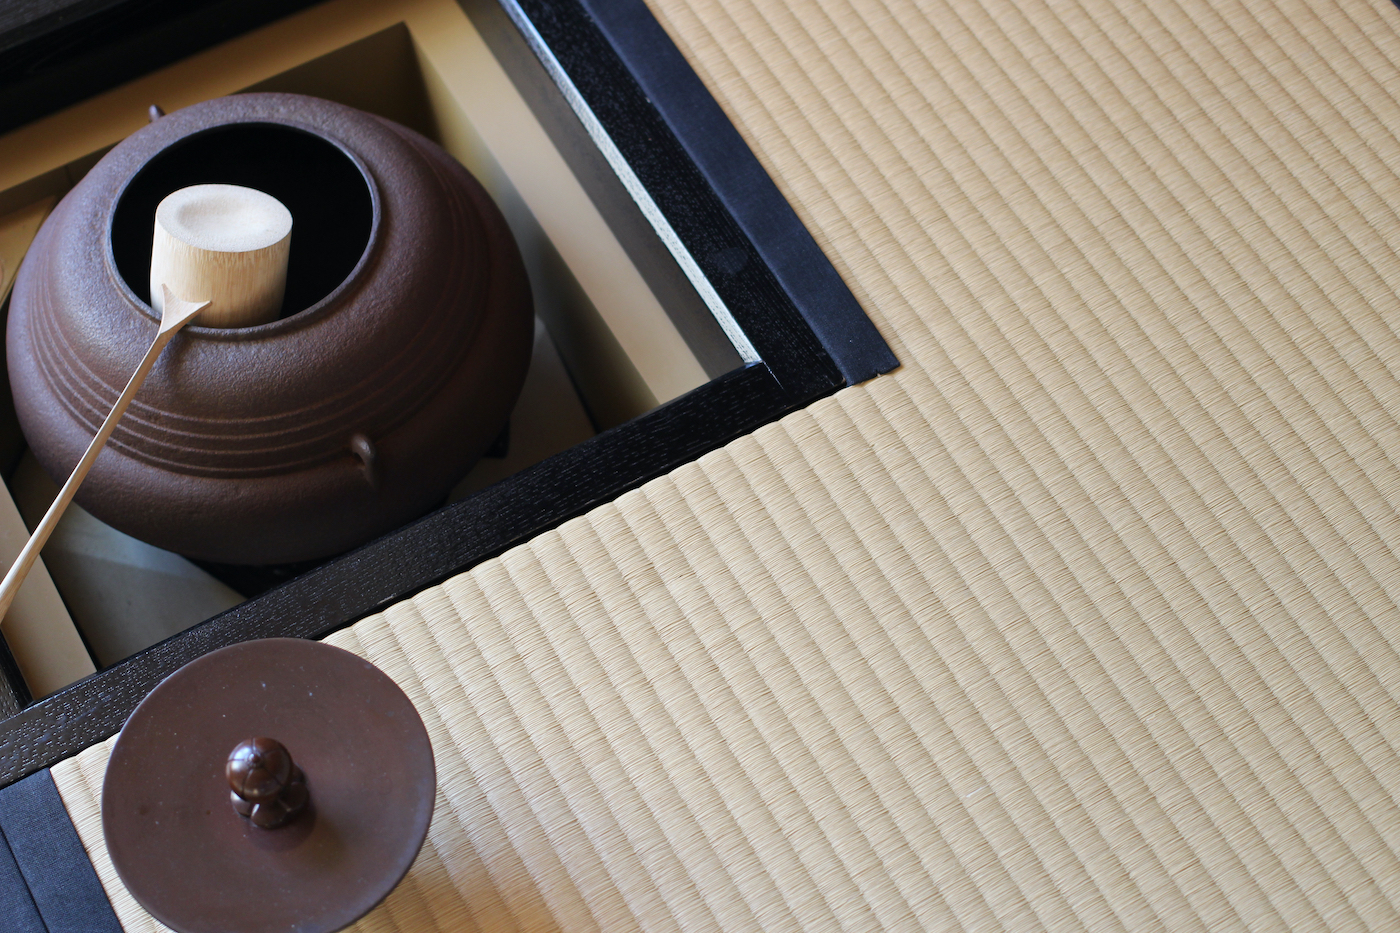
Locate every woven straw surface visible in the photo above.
<box><xmin>52</xmin><ymin>0</ymin><xmax>1400</xmax><ymax>929</ymax></box>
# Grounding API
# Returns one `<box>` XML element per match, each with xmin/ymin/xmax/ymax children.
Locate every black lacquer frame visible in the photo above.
<box><xmin>0</xmin><ymin>0</ymin><xmax>895</xmax><ymax>787</ymax></box>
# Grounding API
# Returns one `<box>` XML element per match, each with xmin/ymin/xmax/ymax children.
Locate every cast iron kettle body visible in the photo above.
<box><xmin>8</xmin><ymin>94</ymin><xmax>533</xmax><ymax>564</ymax></box>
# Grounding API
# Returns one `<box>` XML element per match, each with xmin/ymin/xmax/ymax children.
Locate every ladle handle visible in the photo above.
<box><xmin>0</xmin><ymin>288</ymin><xmax>207</xmax><ymax>622</ymax></box>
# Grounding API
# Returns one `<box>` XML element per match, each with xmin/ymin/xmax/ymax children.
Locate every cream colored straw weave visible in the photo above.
<box><xmin>51</xmin><ymin>0</ymin><xmax>1400</xmax><ymax>928</ymax></box>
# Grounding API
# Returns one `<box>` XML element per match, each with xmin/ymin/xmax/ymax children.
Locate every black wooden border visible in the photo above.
<box><xmin>0</xmin><ymin>0</ymin><xmax>325</xmax><ymax>138</ymax></box>
<box><xmin>565</xmin><ymin>0</ymin><xmax>896</xmax><ymax>384</ymax></box>
<box><xmin>0</xmin><ymin>0</ymin><xmax>896</xmax><ymax>786</ymax></box>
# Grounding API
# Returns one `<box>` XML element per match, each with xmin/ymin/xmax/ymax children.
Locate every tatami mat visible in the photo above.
<box><xmin>51</xmin><ymin>0</ymin><xmax>1400</xmax><ymax>929</ymax></box>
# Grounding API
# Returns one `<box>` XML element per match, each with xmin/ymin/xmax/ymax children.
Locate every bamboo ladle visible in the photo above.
<box><xmin>0</xmin><ymin>286</ymin><xmax>209</xmax><ymax>621</ymax></box>
<box><xmin>0</xmin><ymin>184</ymin><xmax>292</xmax><ymax>624</ymax></box>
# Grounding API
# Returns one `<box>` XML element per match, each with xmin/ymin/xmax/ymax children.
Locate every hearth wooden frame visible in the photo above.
<box><xmin>0</xmin><ymin>0</ymin><xmax>895</xmax><ymax>786</ymax></box>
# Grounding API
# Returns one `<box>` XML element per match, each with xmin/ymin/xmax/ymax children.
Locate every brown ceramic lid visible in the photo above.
<box><xmin>102</xmin><ymin>638</ymin><xmax>435</xmax><ymax>933</ymax></box>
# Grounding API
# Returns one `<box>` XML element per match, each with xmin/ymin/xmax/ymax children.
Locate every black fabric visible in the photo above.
<box><xmin>0</xmin><ymin>819</ymin><xmax>44</xmax><ymax>933</ymax></box>
<box><xmin>576</xmin><ymin>0</ymin><xmax>900</xmax><ymax>385</ymax></box>
<box><xmin>0</xmin><ymin>770</ymin><xmax>121</xmax><ymax>933</ymax></box>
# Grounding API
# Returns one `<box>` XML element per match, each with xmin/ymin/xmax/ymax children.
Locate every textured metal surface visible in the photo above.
<box><xmin>9</xmin><ymin>93</ymin><xmax>533</xmax><ymax>564</ymax></box>
<box><xmin>102</xmin><ymin>638</ymin><xmax>435</xmax><ymax>933</ymax></box>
